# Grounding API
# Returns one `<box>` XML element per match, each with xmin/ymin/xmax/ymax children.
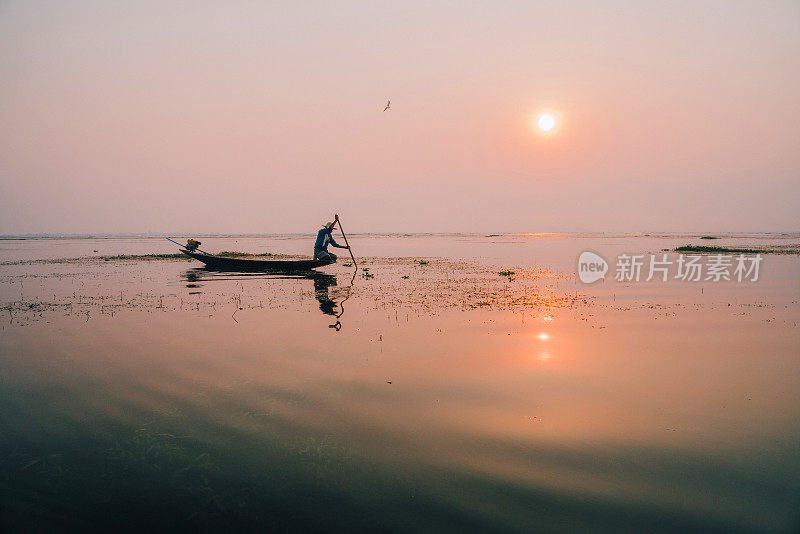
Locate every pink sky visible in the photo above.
<box><xmin>0</xmin><ymin>1</ymin><xmax>798</xmax><ymax>234</ymax></box>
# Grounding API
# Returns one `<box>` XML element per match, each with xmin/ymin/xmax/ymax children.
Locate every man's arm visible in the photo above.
<box><xmin>330</xmin><ymin>215</ymin><xmax>350</xmax><ymax>248</ymax></box>
<box><xmin>329</xmin><ymin>235</ymin><xmax>348</xmax><ymax>249</ymax></box>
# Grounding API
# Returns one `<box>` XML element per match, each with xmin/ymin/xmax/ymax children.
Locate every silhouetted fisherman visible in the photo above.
<box><xmin>314</xmin><ymin>219</ymin><xmax>350</xmax><ymax>262</ymax></box>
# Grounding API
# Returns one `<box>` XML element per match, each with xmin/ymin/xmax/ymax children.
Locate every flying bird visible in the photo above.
<box><xmin>383</xmin><ymin>100</ymin><xmax>390</xmax><ymax>111</ymax></box>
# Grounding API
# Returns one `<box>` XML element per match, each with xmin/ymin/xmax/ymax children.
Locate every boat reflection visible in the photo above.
<box><xmin>179</xmin><ymin>268</ymin><xmax>356</xmax><ymax>330</ymax></box>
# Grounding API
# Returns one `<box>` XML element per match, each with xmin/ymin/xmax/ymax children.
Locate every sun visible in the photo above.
<box><xmin>537</xmin><ymin>113</ymin><xmax>555</xmax><ymax>132</ymax></box>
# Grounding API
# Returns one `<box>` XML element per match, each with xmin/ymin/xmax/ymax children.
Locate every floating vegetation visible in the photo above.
<box><xmin>1</xmin><ymin>255</ymin><xmax>586</xmax><ymax>327</ymax></box>
<box><xmin>1</xmin><ymin>251</ymin><xmax>301</xmax><ymax>266</ymax></box>
<box><xmin>216</xmin><ymin>251</ymin><xmax>275</xmax><ymax>258</ymax></box>
<box><xmin>104</xmin><ymin>253</ymin><xmax>186</xmax><ymax>259</ymax></box>
<box><xmin>675</xmin><ymin>245</ymin><xmax>763</xmax><ymax>254</ymax></box>
<box><xmin>674</xmin><ymin>243</ymin><xmax>800</xmax><ymax>254</ymax></box>
<box><xmin>498</xmin><ymin>271</ymin><xmax>515</xmax><ymax>277</ymax></box>
<box><xmin>1</xmin><ymin>254</ymin><xmax>187</xmax><ymax>265</ymax></box>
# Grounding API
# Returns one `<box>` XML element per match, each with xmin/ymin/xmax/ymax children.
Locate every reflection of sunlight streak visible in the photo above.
<box><xmin>539</xmin><ymin>333</ymin><xmax>549</xmax><ymax>340</ymax></box>
<box><xmin>542</xmin><ymin>315</ymin><xmax>553</xmax><ymax>322</ymax></box>
<box><xmin>539</xmin><ymin>351</ymin><xmax>551</xmax><ymax>362</ymax></box>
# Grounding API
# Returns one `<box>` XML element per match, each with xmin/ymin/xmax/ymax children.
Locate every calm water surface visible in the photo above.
<box><xmin>1</xmin><ymin>234</ymin><xmax>798</xmax><ymax>532</ymax></box>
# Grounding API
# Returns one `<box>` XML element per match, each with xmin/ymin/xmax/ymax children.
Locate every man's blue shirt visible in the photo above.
<box><xmin>314</xmin><ymin>227</ymin><xmax>340</xmax><ymax>250</ymax></box>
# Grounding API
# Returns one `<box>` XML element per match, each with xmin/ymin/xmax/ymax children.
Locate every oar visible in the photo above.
<box><xmin>165</xmin><ymin>237</ymin><xmax>212</xmax><ymax>256</ymax></box>
<box><xmin>335</xmin><ymin>214</ymin><xmax>357</xmax><ymax>272</ymax></box>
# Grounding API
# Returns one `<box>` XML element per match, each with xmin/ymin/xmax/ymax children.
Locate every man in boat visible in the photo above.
<box><xmin>314</xmin><ymin>217</ymin><xmax>349</xmax><ymax>262</ymax></box>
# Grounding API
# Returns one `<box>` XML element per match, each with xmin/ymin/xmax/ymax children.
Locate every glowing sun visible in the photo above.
<box><xmin>537</xmin><ymin>113</ymin><xmax>556</xmax><ymax>132</ymax></box>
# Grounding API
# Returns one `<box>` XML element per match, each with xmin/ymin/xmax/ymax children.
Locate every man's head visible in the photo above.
<box><xmin>324</xmin><ymin>221</ymin><xmax>336</xmax><ymax>229</ymax></box>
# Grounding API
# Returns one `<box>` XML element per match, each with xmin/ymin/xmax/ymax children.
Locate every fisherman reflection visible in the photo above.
<box><xmin>183</xmin><ymin>270</ymin><xmax>201</xmax><ymax>289</ymax></box>
<box><xmin>313</xmin><ymin>273</ymin><xmax>339</xmax><ymax>316</ymax></box>
<box><xmin>179</xmin><ymin>269</ymin><xmax>351</xmax><ymax>329</ymax></box>
<box><xmin>311</xmin><ymin>271</ymin><xmax>355</xmax><ymax>331</ymax></box>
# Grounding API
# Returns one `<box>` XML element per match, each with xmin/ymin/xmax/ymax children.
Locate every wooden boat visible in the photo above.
<box><xmin>180</xmin><ymin>250</ymin><xmax>334</xmax><ymax>271</ymax></box>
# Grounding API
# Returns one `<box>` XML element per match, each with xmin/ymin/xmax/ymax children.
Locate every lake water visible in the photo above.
<box><xmin>1</xmin><ymin>234</ymin><xmax>798</xmax><ymax>532</ymax></box>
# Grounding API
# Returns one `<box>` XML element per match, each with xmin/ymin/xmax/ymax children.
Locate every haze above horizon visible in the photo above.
<box><xmin>1</xmin><ymin>1</ymin><xmax>798</xmax><ymax>235</ymax></box>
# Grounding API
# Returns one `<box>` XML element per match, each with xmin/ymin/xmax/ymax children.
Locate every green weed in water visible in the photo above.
<box><xmin>674</xmin><ymin>245</ymin><xmax>762</xmax><ymax>254</ymax></box>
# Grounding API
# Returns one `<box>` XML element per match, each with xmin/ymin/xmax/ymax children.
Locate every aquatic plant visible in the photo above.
<box><xmin>102</xmin><ymin>253</ymin><xmax>187</xmax><ymax>260</ymax></box>
<box><xmin>674</xmin><ymin>245</ymin><xmax>762</xmax><ymax>254</ymax></box>
<box><xmin>216</xmin><ymin>251</ymin><xmax>275</xmax><ymax>258</ymax></box>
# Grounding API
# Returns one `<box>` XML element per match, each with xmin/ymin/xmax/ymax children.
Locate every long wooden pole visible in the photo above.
<box><xmin>335</xmin><ymin>214</ymin><xmax>357</xmax><ymax>271</ymax></box>
<box><xmin>165</xmin><ymin>237</ymin><xmax>212</xmax><ymax>256</ymax></box>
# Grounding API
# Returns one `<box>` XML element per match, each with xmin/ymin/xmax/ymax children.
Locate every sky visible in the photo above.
<box><xmin>0</xmin><ymin>0</ymin><xmax>798</xmax><ymax>234</ymax></box>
